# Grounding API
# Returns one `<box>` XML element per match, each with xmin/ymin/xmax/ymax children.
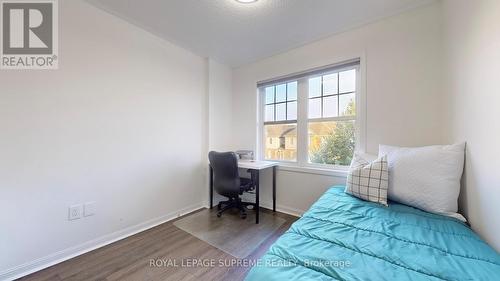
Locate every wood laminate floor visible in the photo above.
<box><xmin>19</xmin><ymin>208</ymin><xmax>297</xmax><ymax>281</ymax></box>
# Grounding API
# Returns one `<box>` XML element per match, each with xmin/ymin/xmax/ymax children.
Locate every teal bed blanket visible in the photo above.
<box><xmin>245</xmin><ymin>186</ymin><xmax>500</xmax><ymax>281</ymax></box>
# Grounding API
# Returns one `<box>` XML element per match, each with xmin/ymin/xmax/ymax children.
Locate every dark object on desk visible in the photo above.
<box><xmin>235</xmin><ymin>150</ymin><xmax>254</xmax><ymax>160</ymax></box>
<box><xmin>208</xmin><ymin>151</ymin><xmax>256</xmax><ymax>219</ymax></box>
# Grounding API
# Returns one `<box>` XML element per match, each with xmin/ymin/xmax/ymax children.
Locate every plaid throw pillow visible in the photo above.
<box><xmin>345</xmin><ymin>153</ymin><xmax>389</xmax><ymax>206</ymax></box>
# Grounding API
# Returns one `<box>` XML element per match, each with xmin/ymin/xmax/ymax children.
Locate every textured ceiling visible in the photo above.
<box><xmin>87</xmin><ymin>0</ymin><xmax>434</xmax><ymax>67</ymax></box>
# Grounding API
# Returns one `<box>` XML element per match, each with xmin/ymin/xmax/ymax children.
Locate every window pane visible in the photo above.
<box><xmin>323</xmin><ymin>95</ymin><xmax>338</xmax><ymax>117</ymax></box>
<box><xmin>308</xmin><ymin>77</ymin><xmax>321</xmax><ymax>98</ymax></box>
<box><xmin>276</xmin><ymin>84</ymin><xmax>287</xmax><ymax>102</ymax></box>
<box><xmin>308</xmin><ymin>120</ymin><xmax>355</xmax><ymax>166</ymax></box>
<box><xmin>287</xmin><ymin>81</ymin><xmax>297</xmax><ymax>101</ymax></box>
<box><xmin>265</xmin><ymin>86</ymin><xmax>274</xmax><ymax>104</ymax></box>
<box><xmin>309</xmin><ymin>98</ymin><xmax>321</xmax><ymax>119</ymax></box>
<box><xmin>339</xmin><ymin>69</ymin><xmax>356</xmax><ymax>93</ymax></box>
<box><xmin>276</xmin><ymin>103</ymin><xmax>286</xmax><ymax>121</ymax></box>
<box><xmin>322</xmin><ymin>73</ymin><xmax>338</xmax><ymax>95</ymax></box>
<box><xmin>265</xmin><ymin>105</ymin><xmax>274</xmax><ymax>122</ymax></box>
<box><xmin>264</xmin><ymin>123</ymin><xmax>297</xmax><ymax>161</ymax></box>
<box><xmin>287</xmin><ymin>101</ymin><xmax>297</xmax><ymax>120</ymax></box>
<box><xmin>339</xmin><ymin>93</ymin><xmax>356</xmax><ymax>116</ymax></box>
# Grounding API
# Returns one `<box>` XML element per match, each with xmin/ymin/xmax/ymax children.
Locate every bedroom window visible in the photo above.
<box><xmin>262</xmin><ymin>82</ymin><xmax>298</xmax><ymax>161</ymax></box>
<box><xmin>259</xmin><ymin>59</ymin><xmax>363</xmax><ymax>169</ymax></box>
<box><xmin>308</xmin><ymin>69</ymin><xmax>356</xmax><ymax>166</ymax></box>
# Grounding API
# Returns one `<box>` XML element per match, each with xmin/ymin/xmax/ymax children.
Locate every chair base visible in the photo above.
<box><xmin>217</xmin><ymin>198</ymin><xmax>256</xmax><ymax>219</ymax></box>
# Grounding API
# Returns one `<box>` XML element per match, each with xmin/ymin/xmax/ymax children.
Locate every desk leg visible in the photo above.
<box><xmin>209</xmin><ymin>165</ymin><xmax>213</xmax><ymax>209</ymax></box>
<box><xmin>273</xmin><ymin>166</ymin><xmax>276</xmax><ymax>212</ymax></box>
<box><xmin>255</xmin><ymin>169</ymin><xmax>259</xmax><ymax>224</ymax></box>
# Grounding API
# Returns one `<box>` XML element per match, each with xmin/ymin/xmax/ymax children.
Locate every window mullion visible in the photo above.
<box><xmin>320</xmin><ymin>76</ymin><xmax>324</xmax><ymax>118</ymax></box>
<box><xmin>285</xmin><ymin>85</ymin><xmax>288</xmax><ymax>120</ymax></box>
<box><xmin>273</xmin><ymin>86</ymin><xmax>276</xmax><ymax>121</ymax></box>
<box><xmin>258</xmin><ymin>87</ymin><xmax>265</xmax><ymax>160</ymax></box>
<box><xmin>337</xmin><ymin>71</ymin><xmax>340</xmax><ymax>115</ymax></box>
<box><xmin>308</xmin><ymin>116</ymin><xmax>356</xmax><ymax>123</ymax></box>
<box><xmin>296</xmin><ymin>77</ymin><xmax>309</xmax><ymax>166</ymax></box>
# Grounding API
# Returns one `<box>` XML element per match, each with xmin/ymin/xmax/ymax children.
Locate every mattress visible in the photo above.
<box><xmin>245</xmin><ymin>186</ymin><xmax>500</xmax><ymax>281</ymax></box>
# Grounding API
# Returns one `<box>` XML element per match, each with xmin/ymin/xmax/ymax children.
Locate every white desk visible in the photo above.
<box><xmin>237</xmin><ymin>160</ymin><xmax>278</xmax><ymax>170</ymax></box>
<box><xmin>209</xmin><ymin>160</ymin><xmax>278</xmax><ymax>224</ymax></box>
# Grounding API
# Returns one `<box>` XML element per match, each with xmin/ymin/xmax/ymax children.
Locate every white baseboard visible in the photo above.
<box><xmin>205</xmin><ymin>200</ymin><xmax>304</xmax><ymax>218</ymax></box>
<box><xmin>259</xmin><ymin>201</ymin><xmax>304</xmax><ymax>217</ymax></box>
<box><xmin>0</xmin><ymin>202</ymin><xmax>204</xmax><ymax>281</ymax></box>
<box><xmin>203</xmin><ymin>200</ymin><xmax>304</xmax><ymax>218</ymax></box>
<box><xmin>276</xmin><ymin>205</ymin><xmax>304</xmax><ymax>217</ymax></box>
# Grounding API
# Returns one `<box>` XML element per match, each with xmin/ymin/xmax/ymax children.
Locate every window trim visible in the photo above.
<box><xmin>257</xmin><ymin>57</ymin><xmax>366</xmax><ymax>171</ymax></box>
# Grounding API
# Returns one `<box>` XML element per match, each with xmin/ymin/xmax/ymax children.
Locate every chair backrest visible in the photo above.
<box><xmin>208</xmin><ymin>151</ymin><xmax>241</xmax><ymax>197</ymax></box>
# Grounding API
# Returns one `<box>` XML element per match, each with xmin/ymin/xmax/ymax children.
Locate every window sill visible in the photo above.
<box><xmin>277</xmin><ymin>164</ymin><xmax>348</xmax><ymax>177</ymax></box>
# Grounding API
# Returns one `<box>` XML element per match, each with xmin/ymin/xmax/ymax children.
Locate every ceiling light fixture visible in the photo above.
<box><xmin>235</xmin><ymin>0</ymin><xmax>258</xmax><ymax>4</ymax></box>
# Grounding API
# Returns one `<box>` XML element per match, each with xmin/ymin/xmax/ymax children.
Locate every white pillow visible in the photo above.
<box><xmin>379</xmin><ymin>143</ymin><xmax>466</xmax><ymax>221</ymax></box>
<box><xmin>345</xmin><ymin>153</ymin><xmax>389</xmax><ymax>206</ymax></box>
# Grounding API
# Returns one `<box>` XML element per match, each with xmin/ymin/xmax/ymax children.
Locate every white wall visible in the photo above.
<box><xmin>208</xmin><ymin>59</ymin><xmax>233</xmax><ymax>151</ymax></box>
<box><xmin>442</xmin><ymin>0</ymin><xmax>500</xmax><ymax>252</ymax></box>
<box><xmin>207</xmin><ymin>58</ymin><xmax>234</xmax><ymax>206</ymax></box>
<box><xmin>231</xmin><ymin>3</ymin><xmax>444</xmax><ymax>215</ymax></box>
<box><xmin>0</xmin><ymin>1</ymin><xmax>207</xmax><ymax>278</ymax></box>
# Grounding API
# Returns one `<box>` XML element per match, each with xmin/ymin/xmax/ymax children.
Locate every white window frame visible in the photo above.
<box><xmin>257</xmin><ymin>58</ymin><xmax>366</xmax><ymax>172</ymax></box>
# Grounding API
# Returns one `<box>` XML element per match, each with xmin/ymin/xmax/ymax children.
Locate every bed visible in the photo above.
<box><xmin>245</xmin><ymin>186</ymin><xmax>500</xmax><ymax>281</ymax></box>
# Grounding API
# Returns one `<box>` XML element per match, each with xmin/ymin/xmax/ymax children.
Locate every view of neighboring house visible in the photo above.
<box><xmin>264</xmin><ymin>121</ymin><xmax>346</xmax><ymax>162</ymax></box>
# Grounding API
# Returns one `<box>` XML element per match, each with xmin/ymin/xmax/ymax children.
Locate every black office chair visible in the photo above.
<box><xmin>208</xmin><ymin>151</ymin><xmax>256</xmax><ymax>219</ymax></box>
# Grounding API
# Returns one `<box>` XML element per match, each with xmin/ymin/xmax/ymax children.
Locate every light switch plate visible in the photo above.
<box><xmin>68</xmin><ymin>204</ymin><xmax>82</xmax><ymax>220</ymax></box>
<box><xmin>83</xmin><ymin>201</ymin><xmax>96</xmax><ymax>217</ymax></box>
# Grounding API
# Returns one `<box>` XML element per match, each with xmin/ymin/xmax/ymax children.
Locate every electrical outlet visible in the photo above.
<box><xmin>68</xmin><ymin>204</ymin><xmax>82</xmax><ymax>220</ymax></box>
<box><xmin>83</xmin><ymin>201</ymin><xmax>96</xmax><ymax>217</ymax></box>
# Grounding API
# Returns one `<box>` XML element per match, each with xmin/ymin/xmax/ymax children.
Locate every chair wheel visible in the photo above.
<box><xmin>240</xmin><ymin>213</ymin><xmax>247</xmax><ymax>219</ymax></box>
<box><xmin>217</xmin><ymin>212</ymin><xmax>222</xmax><ymax>218</ymax></box>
